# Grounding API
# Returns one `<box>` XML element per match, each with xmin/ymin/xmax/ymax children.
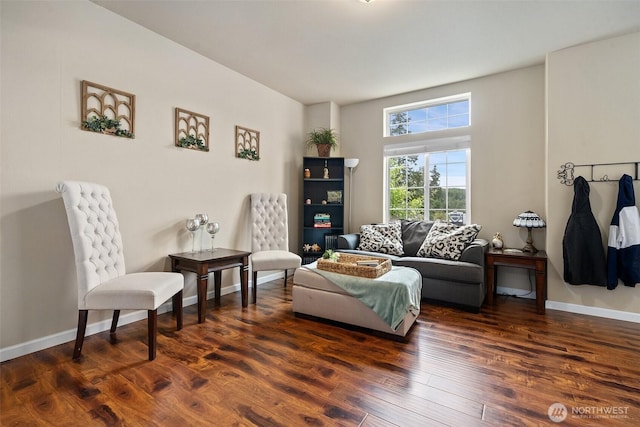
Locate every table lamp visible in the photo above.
<box><xmin>512</xmin><ymin>210</ymin><xmax>545</xmax><ymax>253</ymax></box>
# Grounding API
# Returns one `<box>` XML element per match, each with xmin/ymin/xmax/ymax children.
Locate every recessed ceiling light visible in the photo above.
<box><xmin>360</xmin><ymin>0</ymin><xmax>375</xmax><ymax>3</ymax></box>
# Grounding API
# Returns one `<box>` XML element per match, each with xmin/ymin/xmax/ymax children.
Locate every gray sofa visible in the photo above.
<box><xmin>337</xmin><ymin>220</ymin><xmax>489</xmax><ymax>312</ymax></box>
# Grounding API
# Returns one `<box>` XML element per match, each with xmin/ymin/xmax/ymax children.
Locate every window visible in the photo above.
<box><xmin>384</xmin><ymin>137</ymin><xmax>470</xmax><ymax>224</ymax></box>
<box><xmin>426</xmin><ymin>150</ymin><xmax>468</xmax><ymax>224</ymax></box>
<box><xmin>384</xmin><ymin>93</ymin><xmax>470</xmax><ymax>137</ymax></box>
<box><xmin>388</xmin><ymin>154</ymin><xmax>426</xmax><ymax>220</ymax></box>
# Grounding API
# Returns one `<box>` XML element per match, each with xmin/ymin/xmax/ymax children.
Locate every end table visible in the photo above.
<box><xmin>485</xmin><ymin>248</ymin><xmax>547</xmax><ymax>314</ymax></box>
<box><xmin>169</xmin><ymin>249</ymin><xmax>251</xmax><ymax>323</ymax></box>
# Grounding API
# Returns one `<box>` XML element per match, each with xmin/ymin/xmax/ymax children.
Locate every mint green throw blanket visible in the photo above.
<box><xmin>310</xmin><ymin>265</ymin><xmax>422</xmax><ymax>330</ymax></box>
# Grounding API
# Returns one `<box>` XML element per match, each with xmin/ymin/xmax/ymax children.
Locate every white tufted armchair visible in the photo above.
<box><xmin>250</xmin><ymin>193</ymin><xmax>302</xmax><ymax>302</ymax></box>
<box><xmin>56</xmin><ymin>181</ymin><xmax>184</xmax><ymax>361</ymax></box>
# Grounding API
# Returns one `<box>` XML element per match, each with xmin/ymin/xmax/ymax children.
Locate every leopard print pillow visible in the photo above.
<box><xmin>357</xmin><ymin>222</ymin><xmax>404</xmax><ymax>255</ymax></box>
<box><xmin>417</xmin><ymin>221</ymin><xmax>481</xmax><ymax>260</ymax></box>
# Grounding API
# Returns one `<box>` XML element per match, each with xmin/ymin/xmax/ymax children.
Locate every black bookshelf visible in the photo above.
<box><xmin>301</xmin><ymin>157</ymin><xmax>344</xmax><ymax>264</ymax></box>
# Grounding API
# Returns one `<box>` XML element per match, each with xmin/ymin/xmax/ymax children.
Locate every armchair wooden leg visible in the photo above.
<box><xmin>173</xmin><ymin>290</ymin><xmax>183</xmax><ymax>330</ymax></box>
<box><xmin>252</xmin><ymin>271</ymin><xmax>258</xmax><ymax>304</ymax></box>
<box><xmin>148</xmin><ymin>310</ymin><xmax>157</xmax><ymax>361</ymax></box>
<box><xmin>73</xmin><ymin>310</ymin><xmax>88</xmax><ymax>360</ymax></box>
<box><xmin>284</xmin><ymin>269</ymin><xmax>288</xmax><ymax>287</ymax></box>
<box><xmin>110</xmin><ymin>310</ymin><xmax>120</xmax><ymax>334</ymax></box>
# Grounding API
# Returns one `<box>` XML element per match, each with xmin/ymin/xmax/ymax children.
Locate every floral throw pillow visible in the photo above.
<box><xmin>417</xmin><ymin>221</ymin><xmax>482</xmax><ymax>260</ymax></box>
<box><xmin>357</xmin><ymin>222</ymin><xmax>404</xmax><ymax>255</ymax></box>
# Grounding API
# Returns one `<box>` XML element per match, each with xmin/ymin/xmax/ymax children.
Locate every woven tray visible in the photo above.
<box><xmin>316</xmin><ymin>253</ymin><xmax>392</xmax><ymax>278</ymax></box>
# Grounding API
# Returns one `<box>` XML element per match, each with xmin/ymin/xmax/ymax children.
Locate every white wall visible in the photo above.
<box><xmin>304</xmin><ymin>101</ymin><xmax>341</xmax><ymax>157</ymax></box>
<box><xmin>546</xmin><ymin>32</ymin><xmax>640</xmax><ymax>316</ymax></box>
<box><xmin>0</xmin><ymin>1</ymin><xmax>305</xmax><ymax>353</ymax></box>
<box><xmin>340</xmin><ymin>65</ymin><xmax>547</xmax><ymax>291</ymax></box>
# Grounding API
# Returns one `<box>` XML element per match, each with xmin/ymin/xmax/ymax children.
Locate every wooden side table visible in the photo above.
<box><xmin>169</xmin><ymin>249</ymin><xmax>251</xmax><ymax>323</ymax></box>
<box><xmin>485</xmin><ymin>248</ymin><xmax>548</xmax><ymax>314</ymax></box>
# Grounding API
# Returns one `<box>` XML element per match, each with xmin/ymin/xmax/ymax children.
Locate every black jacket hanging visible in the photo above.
<box><xmin>562</xmin><ymin>176</ymin><xmax>607</xmax><ymax>285</ymax></box>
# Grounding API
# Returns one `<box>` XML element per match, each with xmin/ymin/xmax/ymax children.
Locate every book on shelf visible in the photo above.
<box><xmin>313</xmin><ymin>223</ymin><xmax>332</xmax><ymax>228</ymax></box>
<box><xmin>313</xmin><ymin>213</ymin><xmax>332</xmax><ymax>228</ymax></box>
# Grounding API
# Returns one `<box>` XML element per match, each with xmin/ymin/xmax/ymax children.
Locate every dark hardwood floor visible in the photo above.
<box><xmin>2</xmin><ymin>278</ymin><xmax>639</xmax><ymax>426</ymax></box>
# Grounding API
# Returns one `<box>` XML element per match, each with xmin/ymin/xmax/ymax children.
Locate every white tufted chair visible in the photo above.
<box><xmin>56</xmin><ymin>181</ymin><xmax>184</xmax><ymax>361</ymax></box>
<box><xmin>250</xmin><ymin>193</ymin><xmax>302</xmax><ymax>302</ymax></box>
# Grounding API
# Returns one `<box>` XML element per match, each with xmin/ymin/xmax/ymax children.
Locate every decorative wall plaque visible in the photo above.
<box><xmin>175</xmin><ymin>108</ymin><xmax>210</xmax><ymax>152</ymax></box>
<box><xmin>81</xmin><ymin>80</ymin><xmax>135</xmax><ymax>138</ymax></box>
<box><xmin>235</xmin><ymin>126</ymin><xmax>260</xmax><ymax>161</ymax></box>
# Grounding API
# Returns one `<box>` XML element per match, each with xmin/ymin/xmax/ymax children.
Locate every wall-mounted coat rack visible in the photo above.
<box><xmin>557</xmin><ymin>161</ymin><xmax>640</xmax><ymax>186</ymax></box>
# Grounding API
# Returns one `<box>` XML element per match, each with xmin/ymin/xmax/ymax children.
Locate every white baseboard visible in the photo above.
<box><xmin>0</xmin><ymin>272</ymin><xmax>282</xmax><ymax>362</ymax></box>
<box><xmin>546</xmin><ymin>300</ymin><xmax>640</xmax><ymax>323</ymax></box>
<box><xmin>496</xmin><ymin>286</ymin><xmax>639</xmax><ymax>323</ymax></box>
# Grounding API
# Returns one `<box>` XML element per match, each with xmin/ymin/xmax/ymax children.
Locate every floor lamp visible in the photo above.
<box><xmin>344</xmin><ymin>158</ymin><xmax>359</xmax><ymax>233</ymax></box>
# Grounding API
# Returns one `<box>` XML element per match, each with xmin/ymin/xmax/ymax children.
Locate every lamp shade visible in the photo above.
<box><xmin>344</xmin><ymin>158</ymin><xmax>360</xmax><ymax>168</ymax></box>
<box><xmin>513</xmin><ymin>211</ymin><xmax>546</xmax><ymax>228</ymax></box>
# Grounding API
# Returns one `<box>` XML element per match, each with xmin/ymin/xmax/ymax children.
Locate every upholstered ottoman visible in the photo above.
<box><xmin>292</xmin><ymin>264</ymin><xmax>421</xmax><ymax>338</ymax></box>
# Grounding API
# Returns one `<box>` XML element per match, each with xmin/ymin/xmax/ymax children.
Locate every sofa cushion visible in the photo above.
<box><xmin>357</xmin><ymin>222</ymin><xmax>404</xmax><ymax>255</ymax></box>
<box><xmin>395</xmin><ymin>257</ymin><xmax>484</xmax><ymax>284</ymax></box>
<box><xmin>417</xmin><ymin>221</ymin><xmax>482</xmax><ymax>260</ymax></box>
<box><xmin>401</xmin><ymin>219</ymin><xmax>434</xmax><ymax>257</ymax></box>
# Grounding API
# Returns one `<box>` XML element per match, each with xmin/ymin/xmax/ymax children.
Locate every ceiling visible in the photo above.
<box><xmin>93</xmin><ymin>0</ymin><xmax>640</xmax><ymax>106</ymax></box>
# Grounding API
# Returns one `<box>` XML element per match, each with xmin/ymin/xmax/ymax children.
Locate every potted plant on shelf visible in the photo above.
<box><xmin>306</xmin><ymin>128</ymin><xmax>338</xmax><ymax>157</ymax></box>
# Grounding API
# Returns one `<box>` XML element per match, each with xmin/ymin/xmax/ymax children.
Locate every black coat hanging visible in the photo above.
<box><xmin>562</xmin><ymin>176</ymin><xmax>607</xmax><ymax>285</ymax></box>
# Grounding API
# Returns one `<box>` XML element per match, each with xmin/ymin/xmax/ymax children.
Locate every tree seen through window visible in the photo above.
<box><xmin>387</xmin><ymin>150</ymin><xmax>468</xmax><ymax>223</ymax></box>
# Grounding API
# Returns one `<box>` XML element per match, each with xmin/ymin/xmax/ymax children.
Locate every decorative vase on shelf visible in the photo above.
<box><xmin>492</xmin><ymin>232</ymin><xmax>504</xmax><ymax>249</ymax></box>
<box><xmin>317</xmin><ymin>144</ymin><xmax>331</xmax><ymax>157</ymax></box>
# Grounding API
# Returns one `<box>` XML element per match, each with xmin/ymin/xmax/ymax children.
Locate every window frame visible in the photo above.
<box><xmin>383</xmin><ymin>93</ymin><xmax>471</xmax><ymax>137</ymax></box>
<box><xmin>383</xmin><ymin>136</ymin><xmax>471</xmax><ymax>224</ymax></box>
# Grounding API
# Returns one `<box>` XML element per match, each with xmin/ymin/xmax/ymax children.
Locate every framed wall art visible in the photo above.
<box><xmin>175</xmin><ymin>108</ymin><xmax>210</xmax><ymax>152</ymax></box>
<box><xmin>235</xmin><ymin>126</ymin><xmax>260</xmax><ymax>161</ymax></box>
<box><xmin>80</xmin><ymin>80</ymin><xmax>135</xmax><ymax>138</ymax></box>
